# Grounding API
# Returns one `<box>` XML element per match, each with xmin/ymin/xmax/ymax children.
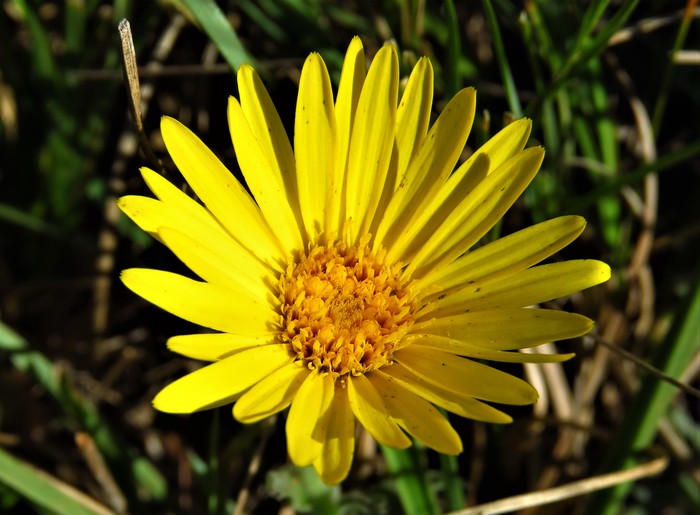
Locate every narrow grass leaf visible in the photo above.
<box><xmin>481</xmin><ymin>0</ymin><xmax>522</xmax><ymax>117</ymax></box>
<box><xmin>525</xmin><ymin>0</ymin><xmax>640</xmax><ymax>116</ymax></box>
<box><xmin>0</xmin><ymin>447</ymin><xmax>111</xmax><ymax>515</ymax></box>
<box><xmin>381</xmin><ymin>445</ymin><xmax>440</xmax><ymax>515</ymax></box>
<box><xmin>439</xmin><ymin>452</ymin><xmax>466</xmax><ymax>511</ymax></box>
<box><xmin>178</xmin><ymin>0</ymin><xmax>255</xmax><ymax>71</ymax></box>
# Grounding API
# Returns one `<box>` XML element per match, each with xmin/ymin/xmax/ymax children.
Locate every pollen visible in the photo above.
<box><xmin>278</xmin><ymin>238</ymin><xmax>417</xmax><ymax>380</ymax></box>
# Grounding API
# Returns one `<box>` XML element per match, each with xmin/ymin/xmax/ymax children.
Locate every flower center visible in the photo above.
<box><xmin>278</xmin><ymin>239</ymin><xmax>416</xmax><ymax>380</ymax></box>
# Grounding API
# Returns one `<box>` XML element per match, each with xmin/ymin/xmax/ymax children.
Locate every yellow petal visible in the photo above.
<box><xmin>228</xmin><ymin>96</ymin><xmax>304</xmax><ymax>252</ymax></box>
<box><xmin>158</xmin><ymin>226</ymin><xmax>276</xmax><ymax>301</ymax></box>
<box><xmin>395</xmin><ymin>57</ymin><xmax>433</xmax><ymax>187</ymax></box>
<box><xmin>119</xmin><ymin>196</ymin><xmax>275</xmax><ymax>296</ymax></box>
<box><xmin>377</xmin><ymin>88</ymin><xmax>476</xmax><ymax>258</ymax></box>
<box><xmin>409</xmin><ymin>335</ymin><xmax>575</xmax><ymax>363</ymax></box>
<box><xmin>405</xmin><ymin>146</ymin><xmax>544</xmax><ymax>278</ymax></box>
<box><xmin>117</xmin><ymin>195</ymin><xmax>221</xmax><ymax>243</ymax></box>
<box><xmin>413</xmin><ymin>308</ymin><xmax>593</xmax><ymax>350</ymax></box>
<box><xmin>428</xmin><ymin>260</ymin><xmax>611</xmax><ymax>318</ymax></box>
<box><xmin>233</xmin><ymin>362</ymin><xmax>309</xmax><ymax>423</ymax></box>
<box><xmin>369</xmin><ymin>371</ymin><xmax>462</xmax><ymax>454</ymax></box>
<box><xmin>236</xmin><ymin>65</ymin><xmax>297</xmax><ymax>193</ymax></box>
<box><xmin>345</xmin><ymin>44</ymin><xmax>398</xmax><ymax>243</ymax></box>
<box><xmin>121</xmin><ymin>268</ymin><xmax>276</xmax><ymax>334</ymax></box>
<box><xmin>286</xmin><ymin>371</ymin><xmax>334</xmax><ymax>466</ymax></box>
<box><xmin>313</xmin><ymin>385</ymin><xmax>355</xmax><ymax>485</ymax></box>
<box><xmin>395</xmin><ymin>345</ymin><xmax>538</xmax><ymax>405</ymax></box>
<box><xmin>442</xmin><ymin>118</ymin><xmax>532</xmax><ymax>195</ymax></box>
<box><xmin>153</xmin><ymin>344</ymin><xmax>293</xmax><ymax>413</ymax></box>
<box><xmin>295</xmin><ymin>53</ymin><xmax>337</xmax><ymax>240</ymax></box>
<box><xmin>415</xmin><ymin>215</ymin><xmax>586</xmax><ymax>292</ymax></box>
<box><xmin>457</xmin><ymin>118</ymin><xmax>532</xmax><ymax>177</ymax></box>
<box><xmin>139</xmin><ymin>168</ymin><xmax>220</xmax><ymax>230</ymax></box>
<box><xmin>400</xmin><ymin>119</ymin><xmax>532</xmax><ymax>264</ymax></box>
<box><xmin>381</xmin><ymin>363</ymin><xmax>512</xmax><ymax>423</ymax></box>
<box><xmin>347</xmin><ymin>374</ymin><xmax>411</xmax><ymax>448</ymax></box>
<box><xmin>333</xmin><ymin>37</ymin><xmax>366</xmax><ymax>233</ymax></box>
<box><xmin>160</xmin><ymin>116</ymin><xmax>285</xmax><ymax>270</ymax></box>
<box><xmin>167</xmin><ymin>333</ymin><xmax>276</xmax><ymax>361</ymax></box>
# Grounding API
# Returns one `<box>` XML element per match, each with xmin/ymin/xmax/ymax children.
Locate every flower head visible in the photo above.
<box><xmin>119</xmin><ymin>37</ymin><xmax>610</xmax><ymax>484</ymax></box>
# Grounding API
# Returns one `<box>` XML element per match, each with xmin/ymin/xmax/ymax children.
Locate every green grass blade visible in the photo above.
<box><xmin>481</xmin><ymin>0</ymin><xmax>522</xmax><ymax>117</ymax></box>
<box><xmin>0</xmin><ymin>447</ymin><xmax>111</xmax><ymax>515</ymax></box>
<box><xmin>178</xmin><ymin>0</ymin><xmax>255</xmax><ymax>71</ymax></box>
<box><xmin>584</xmin><ymin>264</ymin><xmax>700</xmax><ymax>514</ymax></box>
<box><xmin>526</xmin><ymin>0</ymin><xmax>640</xmax><ymax>117</ymax></box>
<box><xmin>587</xmin><ymin>58</ymin><xmax>621</xmax><ymax>246</ymax></box>
<box><xmin>8</xmin><ymin>0</ymin><xmax>58</xmax><ymax>80</ymax></box>
<box><xmin>237</xmin><ymin>0</ymin><xmax>286</xmax><ymax>42</ymax></box>
<box><xmin>64</xmin><ymin>0</ymin><xmax>87</xmax><ymax>55</ymax></box>
<box><xmin>519</xmin><ymin>9</ymin><xmax>559</xmax><ymax>155</ymax></box>
<box><xmin>439</xmin><ymin>452</ymin><xmax>465</xmax><ymax>511</ymax></box>
<box><xmin>651</xmin><ymin>1</ymin><xmax>695</xmax><ymax>136</ymax></box>
<box><xmin>573</xmin><ymin>0</ymin><xmax>610</xmax><ymax>52</ymax></box>
<box><xmin>381</xmin><ymin>445</ymin><xmax>439</xmax><ymax>515</ymax></box>
<box><xmin>0</xmin><ymin>203</ymin><xmax>65</xmax><ymax>237</ymax></box>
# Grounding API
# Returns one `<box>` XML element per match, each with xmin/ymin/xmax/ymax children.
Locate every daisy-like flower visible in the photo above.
<box><xmin>119</xmin><ymin>37</ymin><xmax>610</xmax><ymax>484</ymax></box>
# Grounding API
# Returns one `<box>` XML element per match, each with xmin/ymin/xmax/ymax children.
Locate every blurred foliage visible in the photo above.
<box><xmin>0</xmin><ymin>0</ymin><xmax>699</xmax><ymax>513</ymax></box>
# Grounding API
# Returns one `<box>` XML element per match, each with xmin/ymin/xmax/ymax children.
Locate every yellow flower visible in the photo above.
<box><xmin>119</xmin><ymin>37</ymin><xmax>610</xmax><ymax>484</ymax></box>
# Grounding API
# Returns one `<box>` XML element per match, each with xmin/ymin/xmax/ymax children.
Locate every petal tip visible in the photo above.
<box><xmin>160</xmin><ymin>115</ymin><xmax>177</xmax><ymax>129</ymax></box>
<box><xmin>572</xmin><ymin>214</ymin><xmax>587</xmax><ymax>228</ymax></box>
<box><xmin>346</xmin><ymin>36</ymin><xmax>365</xmax><ymax>57</ymax></box>
<box><xmin>119</xmin><ymin>268</ymin><xmax>135</xmax><ymax>284</ymax></box>
<box><xmin>160</xmin><ymin>116</ymin><xmax>188</xmax><ymax>147</ymax></box>
<box><xmin>152</xmin><ymin>389</ymin><xmax>189</xmax><ymax>414</ymax></box>
<box><xmin>525</xmin><ymin>385</ymin><xmax>539</xmax><ymax>404</ymax></box>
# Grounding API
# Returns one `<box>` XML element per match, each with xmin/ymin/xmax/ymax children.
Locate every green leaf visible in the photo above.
<box><xmin>0</xmin><ymin>446</ymin><xmax>111</xmax><ymax>515</ymax></box>
<box><xmin>267</xmin><ymin>465</ymin><xmax>341</xmax><ymax>514</ymax></box>
<box><xmin>177</xmin><ymin>0</ymin><xmax>255</xmax><ymax>71</ymax></box>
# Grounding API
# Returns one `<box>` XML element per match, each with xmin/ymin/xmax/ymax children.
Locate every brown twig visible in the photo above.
<box><xmin>592</xmin><ymin>333</ymin><xmax>700</xmax><ymax>399</ymax></box>
<box><xmin>451</xmin><ymin>451</ymin><xmax>668</xmax><ymax>515</ymax></box>
<box><xmin>608</xmin><ymin>7</ymin><xmax>700</xmax><ymax>46</ymax></box>
<box><xmin>117</xmin><ymin>19</ymin><xmax>163</xmax><ymax>173</ymax></box>
<box><xmin>92</xmin><ymin>15</ymin><xmax>185</xmax><ymax>340</ymax></box>
<box><xmin>75</xmin><ymin>431</ymin><xmax>128</xmax><ymax>513</ymax></box>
